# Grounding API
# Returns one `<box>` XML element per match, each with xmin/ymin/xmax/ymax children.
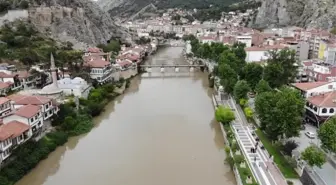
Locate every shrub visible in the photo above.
<box><xmin>287</xmin><ymin>180</ymin><xmax>294</xmax><ymax>185</ymax></box>
<box><xmin>224</xmin><ymin>146</ymin><xmax>231</xmax><ymax>155</ymax></box>
<box><xmin>234</xmin><ymin>155</ymin><xmax>245</xmax><ymax>164</ymax></box>
<box><xmin>282</xmin><ymin>140</ymin><xmax>298</xmax><ymax>156</ymax></box>
<box><xmin>225</xmin><ymin>156</ymin><xmax>235</xmax><ymax>170</ymax></box>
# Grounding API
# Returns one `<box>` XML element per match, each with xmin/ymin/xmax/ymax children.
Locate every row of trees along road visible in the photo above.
<box><xmin>183</xmin><ymin>34</ymin><xmax>331</xmax><ymax>169</ymax></box>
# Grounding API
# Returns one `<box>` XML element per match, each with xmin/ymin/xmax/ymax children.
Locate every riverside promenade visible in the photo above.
<box><xmin>213</xmin><ymin>90</ymin><xmax>287</xmax><ymax>185</ymax></box>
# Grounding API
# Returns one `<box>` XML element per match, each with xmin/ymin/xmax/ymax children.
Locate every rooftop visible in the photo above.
<box><xmin>8</xmin><ymin>94</ymin><xmax>51</xmax><ymax>105</ymax></box>
<box><xmin>0</xmin><ymin>120</ymin><xmax>30</xmax><ymax>141</ymax></box>
<box><xmin>0</xmin><ymin>97</ymin><xmax>10</xmax><ymax>105</ymax></box>
<box><xmin>84</xmin><ymin>59</ymin><xmax>110</xmax><ymax>68</ymax></box>
<box><xmin>15</xmin><ymin>104</ymin><xmax>41</xmax><ymax>118</ymax></box>
<box><xmin>308</xmin><ymin>91</ymin><xmax>336</xmax><ymax>107</ymax></box>
<box><xmin>293</xmin><ymin>82</ymin><xmax>331</xmax><ymax>91</ymax></box>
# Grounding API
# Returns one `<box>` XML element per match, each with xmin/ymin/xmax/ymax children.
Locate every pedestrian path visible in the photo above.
<box><xmin>225</xmin><ymin>97</ymin><xmax>287</xmax><ymax>185</ymax></box>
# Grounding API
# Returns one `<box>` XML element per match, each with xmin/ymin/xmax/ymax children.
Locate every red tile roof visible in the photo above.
<box><xmin>308</xmin><ymin>91</ymin><xmax>336</xmax><ymax>107</ymax></box>
<box><xmin>15</xmin><ymin>104</ymin><xmax>41</xmax><ymax>118</ymax></box>
<box><xmin>87</xmin><ymin>47</ymin><xmax>102</xmax><ymax>53</ymax></box>
<box><xmin>0</xmin><ymin>97</ymin><xmax>10</xmax><ymax>105</ymax></box>
<box><xmin>84</xmin><ymin>59</ymin><xmax>110</xmax><ymax>68</ymax></box>
<box><xmin>8</xmin><ymin>94</ymin><xmax>51</xmax><ymax>105</ymax></box>
<box><xmin>117</xmin><ymin>60</ymin><xmax>132</xmax><ymax>67</ymax></box>
<box><xmin>293</xmin><ymin>82</ymin><xmax>331</xmax><ymax>91</ymax></box>
<box><xmin>0</xmin><ymin>120</ymin><xmax>30</xmax><ymax>141</ymax></box>
<box><xmin>0</xmin><ymin>82</ymin><xmax>12</xmax><ymax>89</ymax></box>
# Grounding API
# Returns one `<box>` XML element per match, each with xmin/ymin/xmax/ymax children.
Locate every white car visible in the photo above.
<box><xmin>305</xmin><ymin>131</ymin><xmax>315</xmax><ymax>139</ymax></box>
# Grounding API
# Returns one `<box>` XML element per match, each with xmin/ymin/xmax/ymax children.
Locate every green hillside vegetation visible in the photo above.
<box><xmin>0</xmin><ymin>21</ymin><xmax>83</xmax><ymax>68</ymax></box>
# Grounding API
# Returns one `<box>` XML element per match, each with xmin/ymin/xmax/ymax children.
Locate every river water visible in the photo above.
<box><xmin>16</xmin><ymin>47</ymin><xmax>235</xmax><ymax>185</ymax></box>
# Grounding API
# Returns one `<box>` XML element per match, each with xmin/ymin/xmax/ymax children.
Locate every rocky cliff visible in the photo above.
<box><xmin>252</xmin><ymin>0</ymin><xmax>336</xmax><ymax>29</ymax></box>
<box><xmin>26</xmin><ymin>0</ymin><xmax>132</xmax><ymax>49</ymax></box>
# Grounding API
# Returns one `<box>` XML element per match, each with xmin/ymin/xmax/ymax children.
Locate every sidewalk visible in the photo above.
<box><xmin>215</xmin><ymin>95</ymin><xmax>287</xmax><ymax>185</ymax></box>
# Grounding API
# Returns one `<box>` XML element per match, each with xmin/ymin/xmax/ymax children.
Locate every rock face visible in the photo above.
<box><xmin>252</xmin><ymin>0</ymin><xmax>336</xmax><ymax>29</ymax></box>
<box><xmin>98</xmin><ymin>0</ymin><xmax>153</xmax><ymax>17</ymax></box>
<box><xmin>27</xmin><ymin>0</ymin><xmax>132</xmax><ymax>48</ymax></box>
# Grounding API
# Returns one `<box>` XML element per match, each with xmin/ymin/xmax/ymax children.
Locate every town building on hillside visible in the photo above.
<box><xmin>0</xmin><ymin>97</ymin><xmax>12</xmax><ymax>117</ymax></box>
<box><xmin>235</xmin><ymin>34</ymin><xmax>252</xmax><ymax>47</ymax></box>
<box><xmin>7</xmin><ymin>94</ymin><xmax>58</xmax><ymax>121</ymax></box>
<box><xmin>292</xmin><ymin>81</ymin><xmax>336</xmax><ymax>98</ymax></box>
<box><xmin>0</xmin><ymin>81</ymin><xmax>13</xmax><ymax>96</ymax></box>
<box><xmin>286</xmin><ymin>41</ymin><xmax>309</xmax><ymax>61</ymax></box>
<box><xmin>304</xmin><ymin>91</ymin><xmax>336</xmax><ymax>127</ymax></box>
<box><xmin>84</xmin><ymin>58</ymin><xmax>119</xmax><ymax>84</ymax></box>
<box><xmin>303</xmin><ymin>61</ymin><xmax>336</xmax><ymax>82</ymax></box>
<box><xmin>244</xmin><ymin>45</ymin><xmax>287</xmax><ymax>63</ymax></box>
<box><xmin>0</xmin><ymin>120</ymin><xmax>31</xmax><ymax>163</ymax></box>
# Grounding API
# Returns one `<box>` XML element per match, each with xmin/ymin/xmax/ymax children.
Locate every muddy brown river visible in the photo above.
<box><xmin>16</xmin><ymin>47</ymin><xmax>236</xmax><ymax>185</ymax></box>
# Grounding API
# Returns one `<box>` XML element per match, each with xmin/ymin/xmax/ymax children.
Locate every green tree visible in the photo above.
<box><xmin>301</xmin><ymin>146</ymin><xmax>326</xmax><ymax>168</ymax></box>
<box><xmin>215</xmin><ymin>105</ymin><xmax>235</xmax><ymax>125</ymax></box>
<box><xmin>218</xmin><ymin>63</ymin><xmax>238</xmax><ymax>94</ymax></box>
<box><xmin>255</xmin><ymin>79</ymin><xmax>272</xmax><ymax>94</ymax></box>
<box><xmin>243</xmin><ymin>63</ymin><xmax>263</xmax><ymax>90</ymax></box>
<box><xmin>318</xmin><ymin>117</ymin><xmax>336</xmax><ymax>153</ymax></box>
<box><xmin>331</xmin><ymin>27</ymin><xmax>336</xmax><ymax>35</ymax></box>
<box><xmin>255</xmin><ymin>88</ymin><xmax>304</xmax><ymax>140</ymax></box>
<box><xmin>264</xmin><ymin>49</ymin><xmax>298</xmax><ymax>88</ymax></box>
<box><xmin>219</xmin><ymin>50</ymin><xmax>239</xmax><ymax>73</ymax></box>
<box><xmin>233</xmin><ymin>80</ymin><xmax>250</xmax><ymax>101</ymax></box>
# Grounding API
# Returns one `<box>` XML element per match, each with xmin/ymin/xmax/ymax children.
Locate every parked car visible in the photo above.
<box><xmin>305</xmin><ymin>131</ymin><xmax>315</xmax><ymax>139</ymax></box>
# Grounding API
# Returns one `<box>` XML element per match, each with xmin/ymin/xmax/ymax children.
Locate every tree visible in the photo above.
<box><xmin>233</xmin><ymin>80</ymin><xmax>250</xmax><ymax>101</ymax></box>
<box><xmin>254</xmin><ymin>88</ymin><xmax>304</xmax><ymax>140</ymax></box>
<box><xmin>243</xmin><ymin>63</ymin><xmax>263</xmax><ymax>90</ymax></box>
<box><xmin>215</xmin><ymin>105</ymin><xmax>235</xmax><ymax>125</ymax></box>
<box><xmin>218</xmin><ymin>63</ymin><xmax>238</xmax><ymax>94</ymax></box>
<box><xmin>264</xmin><ymin>49</ymin><xmax>297</xmax><ymax>88</ymax></box>
<box><xmin>318</xmin><ymin>117</ymin><xmax>336</xmax><ymax>153</ymax></box>
<box><xmin>301</xmin><ymin>146</ymin><xmax>326</xmax><ymax>168</ymax></box>
<box><xmin>263</xmin><ymin>62</ymin><xmax>284</xmax><ymax>88</ymax></box>
<box><xmin>219</xmin><ymin>50</ymin><xmax>239</xmax><ymax>73</ymax></box>
<box><xmin>281</xmin><ymin>140</ymin><xmax>298</xmax><ymax>156</ymax></box>
<box><xmin>255</xmin><ymin>79</ymin><xmax>272</xmax><ymax>94</ymax></box>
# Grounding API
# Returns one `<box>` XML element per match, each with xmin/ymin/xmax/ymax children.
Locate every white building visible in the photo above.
<box><xmin>0</xmin><ymin>120</ymin><xmax>30</xmax><ymax>163</ymax></box>
<box><xmin>236</xmin><ymin>34</ymin><xmax>252</xmax><ymax>47</ymax></box>
<box><xmin>245</xmin><ymin>45</ymin><xmax>287</xmax><ymax>63</ymax></box>
<box><xmin>84</xmin><ymin>58</ymin><xmax>118</xmax><ymax>84</ymax></box>
<box><xmin>292</xmin><ymin>81</ymin><xmax>336</xmax><ymax>98</ymax></box>
<box><xmin>7</xmin><ymin>94</ymin><xmax>58</xmax><ymax>121</ymax></box>
<box><xmin>57</xmin><ymin>77</ymin><xmax>92</xmax><ymax>98</ymax></box>
<box><xmin>0</xmin><ymin>97</ymin><xmax>12</xmax><ymax>116</ymax></box>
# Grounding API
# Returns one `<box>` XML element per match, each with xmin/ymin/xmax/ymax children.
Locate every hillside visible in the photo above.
<box><xmin>0</xmin><ymin>0</ymin><xmax>132</xmax><ymax>49</ymax></box>
<box><xmin>99</xmin><ymin>0</ymin><xmax>242</xmax><ymax>17</ymax></box>
<box><xmin>251</xmin><ymin>0</ymin><xmax>336</xmax><ymax>29</ymax></box>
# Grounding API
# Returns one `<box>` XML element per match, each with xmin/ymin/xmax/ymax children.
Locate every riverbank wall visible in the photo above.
<box><xmin>212</xmin><ymin>94</ymin><xmax>244</xmax><ymax>185</ymax></box>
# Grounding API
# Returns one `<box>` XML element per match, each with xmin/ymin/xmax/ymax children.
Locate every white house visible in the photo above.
<box><xmin>84</xmin><ymin>58</ymin><xmax>117</xmax><ymax>84</ymax></box>
<box><xmin>0</xmin><ymin>120</ymin><xmax>30</xmax><ymax>163</ymax></box>
<box><xmin>0</xmin><ymin>97</ymin><xmax>12</xmax><ymax>117</ymax></box>
<box><xmin>304</xmin><ymin>91</ymin><xmax>336</xmax><ymax>127</ymax></box>
<box><xmin>3</xmin><ymin>104</ymin><xmax>43</xmax><ymax>135</ymax></box>
<box><xmin>292</xmin><ymin>81</ymin><xmax>336</xmax><ymax>98</ymax></box>
<box><xmin>7</xmin><ymin>94</ymin><xmax>57</xmax><ymax>121</ymax></box>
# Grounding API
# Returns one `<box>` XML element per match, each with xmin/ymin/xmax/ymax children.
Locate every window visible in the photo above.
<box><xmin>49</xmin><ymin>110</ymin><xmax>52</xmax><ymax>114</ymax></box>
<box><xmin>30</xmin><ymin>118</ymin><xmax>34</xmax><ymax>122</ymax></box>
<box><xmin>18</xmin><ymin>134</ymin><xmax>24</xmax><ymax>141</ymax></box>
<box><xmin>322</xmin><ymin>108</ymin><xmax>327</xmax><ymax>113</ymax></box>
<box><xmin>330</xmin><ymin>108</ymin><xmax>335</xmax><ymax>113</ymax></box>
<box><xmin>45</xmin><ymin>104</ymin><xmax>49</xmax><ymax>109</ymax></box>
<box><xmin>306</xmin><ymin>102</ymin><xmax>310</xmax><ymax>107</ymax></box>
<box><xmin>38</xmin><ymin>121</ymin><xmax>42</xmax><ymax>127</ymax></box>
<box><xmin>313</xmin><ymin>106</ymin><xmax>318</xmax><ymax>112</ymax></box>
<box><xmin>3</xmin><ymin>149</ymin><xmax>10</xmax><ymax>157</ymax></box>
<box><xmin>44</xmin><ymin>113</ymin><xmax>47</xmax><ymax>118</ymax></box>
